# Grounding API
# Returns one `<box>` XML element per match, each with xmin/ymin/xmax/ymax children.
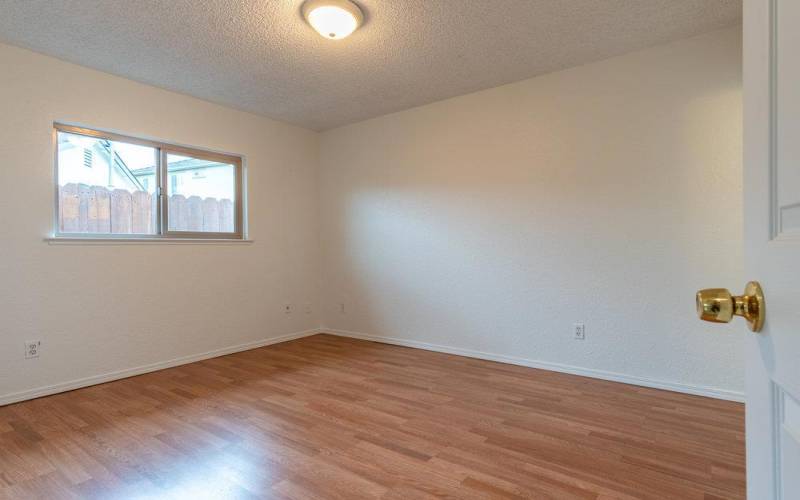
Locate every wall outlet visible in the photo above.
<box><xmin>574</xmin><ymin>323</ymin><xmax>586</xmax><ymax>340</ymax></box>
<box><xmin>25</xmin><ymin>340</ymin><xmax>41</xmax><ymax>359</ymax></box>
<box><xmin>339</xmin><ymin>303</ymin><xmax>346</xmax><ymax>314</ymax></box>
<box><xmin>304</xmin><ymin>303</ymin><xmax>313</xmax><ymax>314</ymax></box>
<box><xmin>284</xmin><ymin>303</ymin><xmax>294</xmax><ymax>314</ymax></box>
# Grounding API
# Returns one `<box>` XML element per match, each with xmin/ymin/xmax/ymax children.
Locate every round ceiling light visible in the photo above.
<box><xmin>302</xmin><ymin>0</ymin><xmax>364</xmax><ymax>40</ymax></box>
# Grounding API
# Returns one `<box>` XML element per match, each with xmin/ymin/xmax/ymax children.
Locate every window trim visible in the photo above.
<box><xmin>53</xmin><ymin>123</ymin><xmax>245</xmax><ymax>240</ymax></box>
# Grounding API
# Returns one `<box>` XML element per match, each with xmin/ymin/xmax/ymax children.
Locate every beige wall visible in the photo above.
<box><xmin>318</xmin><ymin>27</ymin><xmax>744</xmax><ymax>398</ymax></box>
<box><xmin>0</xmin><ymin>43</ymin><xmax>321</xmax><ymax>403</ymax></box>
<box><xmin>0</xmin><ymin>26</ymin><xmax>745</xmax><ymax>404</ymax></box>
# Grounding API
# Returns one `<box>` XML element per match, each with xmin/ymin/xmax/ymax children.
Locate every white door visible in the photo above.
<box><xmin>743</xmin><ymin>0</ymin><xmax>800</xmax><ymax>498</ymax></box>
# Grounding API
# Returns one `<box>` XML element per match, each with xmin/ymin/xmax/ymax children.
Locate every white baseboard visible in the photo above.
<box><xmin>324</xmin><ymin>329</ymin><xmax>745</xmax><ymax>403</ymax></box>
<box><xmin>3</xmin><ymin>327</ymin><xmax>743</xmax><ymax>407</ymax></box>
<box><xmin>0</xmin><ymin>328</ymin><xmax>322</xmax><ymax>407</ymax></box>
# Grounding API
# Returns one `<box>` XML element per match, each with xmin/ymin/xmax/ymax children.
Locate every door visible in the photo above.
<box><xmin>744</xmin><ymin>0</ymin><xmax>800</xmax><ymax>497</ymax></box>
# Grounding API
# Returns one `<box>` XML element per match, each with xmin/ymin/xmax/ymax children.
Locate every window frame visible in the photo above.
<box><xmin>53</xmin><ymin>123</ymin><xmax>245</xmax><ymax>240</ymax></box>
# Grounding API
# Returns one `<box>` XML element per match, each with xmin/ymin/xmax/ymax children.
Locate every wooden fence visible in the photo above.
<box><xmin>59</xmin><ymin>183</ymin><xmax>235</xmax><ymax>234</ymax></box>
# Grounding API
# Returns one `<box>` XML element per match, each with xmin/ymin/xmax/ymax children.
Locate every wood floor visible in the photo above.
<box><xmin>0</xmin><ymin>334</ymin><xmax>745</xmax><ymax>499</ymax></box>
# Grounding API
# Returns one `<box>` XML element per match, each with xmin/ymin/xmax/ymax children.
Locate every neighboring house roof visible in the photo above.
<box><xmin>130</xmin><ymin>158</ymin><xmax>226</xmax><ymax>177</ymax></box>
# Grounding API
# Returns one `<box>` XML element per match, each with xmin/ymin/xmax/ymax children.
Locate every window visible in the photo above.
<box><xmin>166</xmin><ymin>153</ymin><xmax>237</xmax><ymax>233</ymax></box>
<box><xmin>54</xmin><ymin>124</ymin><xmax>244</xmax><ymax>239</ymax></box>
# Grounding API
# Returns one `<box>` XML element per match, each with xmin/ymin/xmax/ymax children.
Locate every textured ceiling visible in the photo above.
<box><xmin>0</xmin><ymin>1</ymin><xmax>741</xmax><ymax>130</ymax></box>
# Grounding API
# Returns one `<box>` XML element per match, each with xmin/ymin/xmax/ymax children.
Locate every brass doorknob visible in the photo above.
<box><xmin>696</xmin><ymin>281</ymin><xmax>765</xmax><ymax>332</ymax></box>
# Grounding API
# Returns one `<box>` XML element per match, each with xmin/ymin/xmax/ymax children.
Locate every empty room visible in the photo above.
<box><xmin>0</xmin><ymin>0</ymin><xmax>797</xmax><ymax>498</ymax></box>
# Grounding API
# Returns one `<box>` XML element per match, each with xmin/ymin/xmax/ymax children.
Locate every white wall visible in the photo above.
<box><xmin>0</xmin><ymin>43</ymin><xmax>321</xmax><ymax>404</ymax></box>
<box><xmin>319</xmin><ymin>27</ymin><xmax>745</xmax><ymax>398</ymax></box>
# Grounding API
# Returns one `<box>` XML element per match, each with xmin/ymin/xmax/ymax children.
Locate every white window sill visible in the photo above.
<box><xmin>45</xmin><ymin>236</ymin><xmax>253</xmax><ymax>245</ymax></box>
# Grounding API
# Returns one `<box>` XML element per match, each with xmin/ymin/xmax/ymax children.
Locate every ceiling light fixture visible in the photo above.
<box><xmin>302</xmin><ymin>0</ymin><xmax>363</xmax><ymax>40</ymax></box>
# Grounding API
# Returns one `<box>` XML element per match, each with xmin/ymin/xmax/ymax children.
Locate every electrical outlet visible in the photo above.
<box><xmin>284</xmin><ymin>303</ymin><xmax>294</xmax><ymax>314</ymax></box>
<box><xmin>339</xmin><ymin>303</ymin><xmax>346</xmax><ymax>314</ymax></box>
<box><xmin>25</xmin><ymin>340</ymin><xmax>41</xmax><ymax>359</ymax></box>
<box><xmin>304</xmin><ymin>303</ymin><xmax>313</xmax><ymax>314</ymax></box>
<box><xmin>574</xmin><ymin>323</ymin><xmax>586</xmax><ymax>340</ymax></box>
